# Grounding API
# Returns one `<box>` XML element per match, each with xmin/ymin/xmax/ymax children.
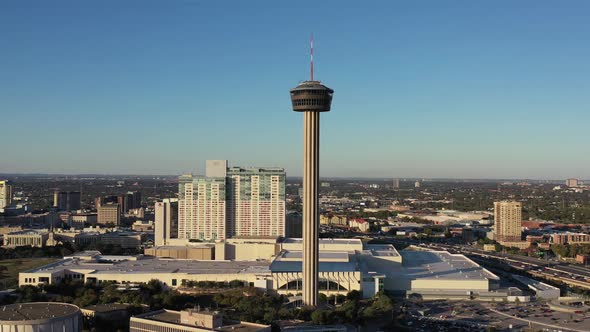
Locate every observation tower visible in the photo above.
<box><xmin>289</xmin><ymin>35</ymin><xmax>334</xmax><ymax>307</ymax></box>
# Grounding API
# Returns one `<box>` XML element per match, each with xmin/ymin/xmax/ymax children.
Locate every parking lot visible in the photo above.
<box><xmin>404</xmin><ymin>300</ymin><xmax>590</xmax><ymax>332</ymax></box>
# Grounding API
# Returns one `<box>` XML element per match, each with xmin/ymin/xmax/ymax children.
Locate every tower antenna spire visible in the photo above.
<box><xmin>310</xmin><ymin>33</ymin><xmax>314</xmax><ymax>81</ymax></box>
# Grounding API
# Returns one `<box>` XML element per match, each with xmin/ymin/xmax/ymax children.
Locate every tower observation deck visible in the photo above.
<box><xmin>290</xmin><ymin>81</ymin><xmax>333</xmax><ymax>112</ymax></box>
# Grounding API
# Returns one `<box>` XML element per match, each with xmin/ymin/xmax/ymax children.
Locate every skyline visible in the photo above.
<box><xmin>2</xmin><ymin>1</ymin><xmax>590</xmax><ymax>178</ymax></box>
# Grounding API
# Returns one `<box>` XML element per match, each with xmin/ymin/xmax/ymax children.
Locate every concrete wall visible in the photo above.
<box><xmin>144</xmin><ymin>247</ymin><xmax>215</xmax><ymax>260</ymax></box>
<box><xmin>224</xmin><ymin>242</ymin><xmax>279</xmax><ymax>261</ymax></box>
<box><xmin>411</xmin><ymin>278</ymin><xmax>489</xmax><ymax>291</ymax></box>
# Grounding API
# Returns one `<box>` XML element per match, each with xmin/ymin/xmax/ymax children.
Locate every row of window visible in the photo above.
<box><xmin>292</xmin><ymin>89</ymin><xmax>330</xmax><ymax>95</ymax></box>
<box><xmin>292</xmin><ymin>98</ymin><xmax>330</xmax><ymax>107</ymax></box>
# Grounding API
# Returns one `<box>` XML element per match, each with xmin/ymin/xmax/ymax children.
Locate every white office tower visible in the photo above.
<box><xmin>0</xmin><ymin>180</ymin><xmax>12</xmax><ymax>209</ymax></box>
<box><xmin>154</xmin><ymin>198</ymin><xmax>179</xmax><ymax>246</ymax></box>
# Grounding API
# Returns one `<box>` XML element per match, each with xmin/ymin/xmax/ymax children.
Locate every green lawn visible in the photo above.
<box><xmin>0</xmin><ymin>258</ymin><xmax>57</xmax><ymax>290</ymax></box>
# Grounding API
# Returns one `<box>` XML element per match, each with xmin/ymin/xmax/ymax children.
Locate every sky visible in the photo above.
<box><xmin>1</xmin><ymin>1</ymin><xmax>589</xmax><ymax>179</ymax></box>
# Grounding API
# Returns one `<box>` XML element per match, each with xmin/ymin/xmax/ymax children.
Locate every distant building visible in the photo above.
<box><xmin>551</xmin><ymin>232</ymin><xmax>590</xmax><ymax>245</ymax></box>
<box><xmin>500</xmin><ymin>241</ymin><xmax>530</xmax><ymax>249</ymax></box>
<box><xmin>95</xmin><ymin>195</ymin><xmax>117</xmax><ymax>208</ymax></box>
<box><xmin>349</xmin><ymin>218</ymin><xmax>370</xmax><ymax>232</ymax></box>
<box><xmin>0</xmin><ymin>180</ymin><xmax>12</xmax><ymax>209</ymax></box>
<box><xmin>97</xmin><ymin>203</ymin><xmax>121</xmax><ymax>225</ymax></box>
<box><xmin>483</xmin><ymin>244</ymin><xmax>496</xmax><ymax>251</ymax></box>
<box><xmin>286</xmin><ymin>211</ymin><xmax>302</xmax><ymax>238</ymax></box>
<box><xmin>80</xmin><ymin>303</ymin><xmax>130</xmax><ymax>322</ymax></box>
<box><xmin>494</xmin><ymin>201</ymin><xmax>522</xmax><ymax>243</ymax></box>
<box><xmin>54</xmin><ymin>191</ymin><xmax>81</xmax><ymax>211</ymax></box>
<box><xmin>0</xmin><ymin>225</ymin><xmax>22</xmax><ymax>235</ymax></box>
<box><xmin>130</xmin><ymin>308</ymin><xmax>270</xmax><ymax>332</ymax></box>
<box><xmin>414</xmin><ymin>180</ymin><xmax>421</xmax><ymax>188</ymax></box>
<box><xmin>60</xmin><ymin>213</ymin><xmax>98</xmax><ymax>229</ymax></box>
<box><xmin>392</xmin><ymin>178</ymin><xmax>400</xmax><ymax>189</ymax></box>
<box><xmin>511</xmin><ymin>275</ymin><xmax>560</xmax><ymax>300</ymax></box>
<box><xmin>125</xmin><ymin>208</ymin><xmax>145</xmax><ymax>219</ymax></box>
<box><xmin>132</xmin><ymin>220</ymin><xmax>154</xmax><ymax>232</ymax></box>
<box><xmin>566</xmin><ymin>178</ymin><xmax>579</xmax><ymax>187</ymax></box>
<box><xmin>154</xmin><ymin>198</ymin><xmax>179</xmax><ymax>246</ymax></box>
<box><xmin>117</xmin><ymin>191</ymin><xmax>141</xmax><ymax>213</ymax></box>
<box><xmin>321</xmin><ymin>182</ymin><xmax>330</xmax><ymax>187</ymax></box>
<box><xmin>100</xmin><ymin>231</ymin><xmax>144</xmax><ymax>248</ymax></box>
<box><xmin>3</xmin><ymin>230</ymin><xmax>49</xmax><ymax>248</ymax></box>
<box><xmin>320</xmin><ymin>214</ymin><xmax>347</xmax><ymax>226</ymax></box>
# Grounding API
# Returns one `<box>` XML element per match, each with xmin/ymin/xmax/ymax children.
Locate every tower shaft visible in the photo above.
<box><xmin>302</xmin><ymin>111</ymin><xmax>320</xmax><ymax>306</ymax></box>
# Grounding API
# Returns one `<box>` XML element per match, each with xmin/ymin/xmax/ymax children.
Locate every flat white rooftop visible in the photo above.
<box><xmin>282</xmin><ymin>238</ymin><xmax>362</xmax><ymax>246</ymax></box>
<box><xmin>270</xmin><ymin>250</ymin><xmax>357</xmax><ymax>273</ymax></box>
<box><xmin>395</xmin><ymin>250</ymin><xmax>498</xmax><ymax>281</ymax></box>
<box><xmin>24</xmin><ymin>257</ymin><xmax>270</xmax><ymax>275</ymax></box>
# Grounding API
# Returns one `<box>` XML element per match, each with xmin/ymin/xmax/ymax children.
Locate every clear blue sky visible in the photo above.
<box><xmin>1</xmin><ymin>1</ymin><xmax>589</xmax><ymax>179</ymax></box>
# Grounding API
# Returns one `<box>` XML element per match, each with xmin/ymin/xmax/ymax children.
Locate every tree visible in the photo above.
<box><xmin>311</xmin><ymin>309</ymin><xmax>333</xmax><ymax>325</ymax></box>
<box><xmin>346</xmin><ymin>290</ymin><xmax>361</xmax><ymax>302</ymax></box>
<box><xmin>552</xmin><ymin>244</ymin><xmax>569</xmax><ymax>258</ymax></box>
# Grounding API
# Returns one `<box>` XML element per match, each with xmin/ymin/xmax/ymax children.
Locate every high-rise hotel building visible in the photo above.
<box><xmin>227</xmin><ymin>166</ymin><xmax>285</xmax><ymax>238</ymax></box>
<box><xmin>178</xmin><ymin>174</ymin><xmax>227</xmax><ymax>241</ymax></box>
<box><xmin>178</xmin><ymin>160</ymin><xmax>285</xmax><ymax>241</ymax></box>
<box><xmin>493</xmin><ymin>201</ymin><xmax>522</xmax><ymax>243</ymax></box>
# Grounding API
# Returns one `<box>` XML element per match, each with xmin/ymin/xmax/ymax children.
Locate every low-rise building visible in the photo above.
<box><xmin>499</xmin><ymin>241</ymin><xmax>530</xmax><ymax>249</ymax></box>
<box><xmin>70</xmin><ymin>214</ymin><xmax>98</xmax><ymax>229</ymax></box>
<box><xmin>3</xmin><ymin>230</ymin><xmax>48</xmax><ymax>248</ymax></box>
<box><xmin>551</xmin><ymin>232</ymin><xmax>590</xmax><ymax>245</ymax></box>
<box><xmin>319</xmin><ymin>214</ymin><xmax>347</xmax><ymax>226</ymax></box>
<box><xmin>349</xmin><ymin>218</ymin><xmax>369</xmax><ymax>232</ymax></box>
<box><xmin>100</xmin><ymin>231</ymin><xmax>145</xmax><ymax>248</ymax></box>
<box><xmin>512</xmin><ymin>275</ymin><xmax>560</xmax><ymax>300</ymax></box>
<box><xmin>132</xmin><ymin>220</ymin><xmax>154</xmax><ymax>232</ymax></box>
<box><xmin>81</xmin><ymin>303</ymin><xmax>131</xmax><ymax>321</ymax></box>
<box><xmin>130</xmin><ymin>308</ymin><xmax>270</xmax><ymax>332</ymax></box>
<box><xmin>0</xmin><ymin>225</ymin><xmax>22</xmax><ymax>235</ymax></box>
